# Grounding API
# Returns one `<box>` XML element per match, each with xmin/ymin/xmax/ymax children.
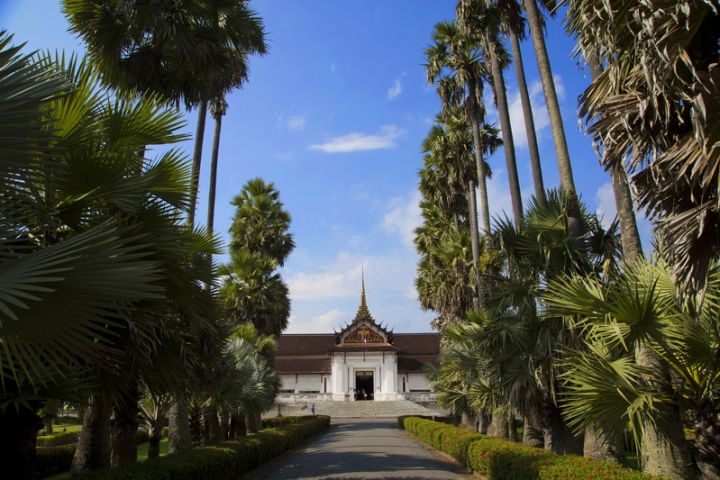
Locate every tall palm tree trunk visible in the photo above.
<box><xmin>489</xmin><ymin>411</ymin><xmax>510</xmax><ymax>440</ymax></box>
<box><xmin>147</xmin><ymin>423</ymin><xmax>162</xmax><ymax>460</ymax></box>
<box><xmin>523</xmin><ymin>0</ymin><xmax>581</xmax><ymax>237</ymax></box>
<box><xmin>585</xmin><ymin>58</ymin><xmax>694</xmax><ymax>477</ymax></box>
<box><xmin>509</xmin><ymin>30</ymin><xmax>545</xmax><ymax>203</ymax></box>
<box><xmin>71</xmin><ymin>394</ymin><xmax>112</xmax><ymax>474</ymax></box>
<box><xmin>187</xmin><ymin>99</ymin><xmax>208</xmax><ymax>227</ymax></box>
<box><xmin>468</xmin><ymin>79</ymin><xmax>492</xmax><ymax>234</ymax></box>
<box><xmin>522</xmin><ymin>409</ymin><xmax>544</xmax><ymax>448</ymax></box>
<box><xmin>468</xmin><ymin>180</ymin><xmax>484</xmax><ymax>306</ymax></box>
<box><xmin>206</xmin><ymin>109</ymin><xmax>224</xmax><ymax>234</ymax></box>
<box><xmin>110</xmin><ymin>379</ymin><xmax>140</xmax><ymax>467</ymax></box>
<box><xmin>168</xmin><ymin>395</ymin><xmax>191</xmax><ymax>453</ymax></box>
<box><xmin>172</xmin><ymin>100</ymin><xmax>208</xmax><ymax>450</ymax></box>
<box><xmin>544</xmin><ymin>404</ymin><xmax>583</xmax><ymax>455</ymax></box>
<box><xmin>487</xmin><ymin>40</ymin><xmax>523</xmax><ymax>225</ymax></box>
<box><xmin>245</xmin><ymin>411</ymin><xmax>262</xmax><ymax>434</ymax></box>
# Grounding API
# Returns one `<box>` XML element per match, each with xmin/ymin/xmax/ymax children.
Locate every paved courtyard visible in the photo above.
<box><xmin>249</xmin><ymin>418</ymin><xmax>471</xmax><ymax>480</ymax></box>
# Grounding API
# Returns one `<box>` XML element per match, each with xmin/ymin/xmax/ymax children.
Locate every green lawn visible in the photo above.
<box><xmin>137</xmin><ymin>438</ymin><xmax>169</xmax><ymax>461</ymax></box>
<box><xmin>38</xmin><ymin>423</ymin><xmax>82</xmax><ymax>438</ymax></box>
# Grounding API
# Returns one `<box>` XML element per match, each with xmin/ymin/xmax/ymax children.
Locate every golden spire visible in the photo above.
<box><xmin>352</xmin><ymin>265</ymin><xmax>373</xmax><ymax>324</ymax></box>
<box><xmin>361</xmin><ymin>264</ymin><xmax>367</xmax><ymax>309</ymax></box>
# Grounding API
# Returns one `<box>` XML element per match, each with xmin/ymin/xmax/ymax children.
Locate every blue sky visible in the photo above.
<box><xmin>2</xmin><ymin>1</ymin><xmax>648</xmax><ymax>333</ymax></box>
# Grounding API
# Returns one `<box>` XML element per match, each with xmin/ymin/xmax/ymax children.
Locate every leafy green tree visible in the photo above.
<box><xmin>546</xmin><ymin>260</ymin><xmax>720</xmax><ymax>478</ymax></box>
<box><xmin>229</xmin><ymin>178</ymin><xmax>295</xmax><ymax>265</ymax></box>
<box><xmin>425</xmin><ymin>21</ymin><xmax>494</xmax><ymax>234</ymax></box>
<box><xmin>454</xmin><ymin>3</ymin><xmax>524</xmax><ymax>226</ymax></box>
<box><xmin>220</xmin><ymin>252</ymin><xmax>291</xmax><ymax>336</ymax></box>
<box><xmin>565</xmin><ymin>2</ymin><xmax>720</xmax><ymax>476</ymax></box>
<box><xmin>221</xmin><ymin>178</ymin><xmax>293</xmax><ymax>337</ymax></box>
<box><xmin>0</xmin><ymin>34</ymin><xmax>219</xmax><ymax>477</ymax></box>
<box><xmin>63</xmin><ymin>0</ymin><xmax>267</xmax><ymax>228</ymax></box>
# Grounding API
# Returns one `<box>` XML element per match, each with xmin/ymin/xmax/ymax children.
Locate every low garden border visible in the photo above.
<box><xmin>38</xmin><ymin>415</ymin><xmax>330</xmax><ymax>479</ymax></box>
<box><xmin>398</xmin><ymin>416</ymin><xmax>660</xmax><ymax>480</ymax></box>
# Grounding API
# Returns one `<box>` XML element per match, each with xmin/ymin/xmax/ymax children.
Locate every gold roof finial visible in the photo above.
<box><xmin>361</xmin><ymin>264</ymin><xmax>367</xmax><ymax>308</ymax></box>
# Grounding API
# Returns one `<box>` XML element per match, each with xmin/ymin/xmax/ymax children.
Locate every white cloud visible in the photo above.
<box><xmin>286</xmin><ymin>251</ymin><xmax>417</xmax><ymax>303</ymax></box>
<box><xmin>387</xmin><ymin>73</ymin><xmax>406</xmax><ymax>100</ymax></box>
<box><xmin>286</xmin><ymin>114</ymin><xmax>306</xmax><ymax>131</ymax></box>
<box><xmin>486</xmin><ymin>169</ymin><xmax>516</xmax><ymax>221</ymax></box>
<box><xmin>553</xmin><ymin>74</ymin><xmax>566</xmax><ymax>101</ymax></box>
<box><xmin>382</xmin><ymin>191</ymin><xmax>422</xmax><ymax>249</ymax></box>
<box><xmin>595</xmin><ymin>181</ymin><xmax>617</xmax><ymax>228</ymax></box>
<box><xmin>285</xmin><ymin>309</ymin><xmax>347</xmax><ymax>333</ymax></box>
<box><xmin>310</xmin><ymin>125</ymin><xmax>402</xmax><ymax>153</ymax></box>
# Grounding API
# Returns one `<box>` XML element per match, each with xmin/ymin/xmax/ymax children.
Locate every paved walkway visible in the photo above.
<box><xmin>248</xmin><ymin>418</ymin><xmax>471</xmax><ymax>480</ymax></box>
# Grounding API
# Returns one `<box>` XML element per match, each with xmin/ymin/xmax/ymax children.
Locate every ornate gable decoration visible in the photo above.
<box><xmin>335</xmin><ymin>271</ymin><xmax>393</xmax><ymax>346</ymax></box>
<box><xmin>344</xmin><ymin>324</ymin><xmax>384</xmax><ymax>344</ymax></box>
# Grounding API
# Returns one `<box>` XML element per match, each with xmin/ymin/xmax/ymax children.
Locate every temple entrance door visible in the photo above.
<box><xmin>355</xmin><ymin>371</ymin><xmax>374</xmax><ymax>400</ymax></box>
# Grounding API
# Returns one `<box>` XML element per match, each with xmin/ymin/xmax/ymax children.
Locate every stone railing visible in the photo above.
<box><xmin>402</xmin><ymin>391</ymin><xmax>437</xmax><ymax>402</ymax></box>
<box><xmin>276</xmin><ymin>392</ymin><xmax>333</xmax><ymax>404</ymax></box>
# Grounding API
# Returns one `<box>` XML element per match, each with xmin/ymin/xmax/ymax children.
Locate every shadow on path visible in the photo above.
<box><xmin>248</xmin><ymin>419</ymin><xmax>470</xmax><ymax>480</ymax></box>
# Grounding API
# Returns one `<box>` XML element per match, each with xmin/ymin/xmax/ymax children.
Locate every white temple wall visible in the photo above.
<box><xmin>279</xmin><ymin>374</ymin><xmax>324</xmax><ymax>393</ymax></box>
<box><xmin>279</xmin><ymin>374</ymin><xmax>295</xmax><ymax>392</ymax></box>
<box><xmin>295</xmin><ymin>374</ymin><xmax>323</xmax><ymax>392</ymax></box>
<box><xmin>407</xmin><ymin>372</ymin><xmax>431</xmax><ymax>391</ymax></box>
<box><xmin>329</xmin><ymin>351</ymin><xmax>402</xmax><ymax>401</ymax></box>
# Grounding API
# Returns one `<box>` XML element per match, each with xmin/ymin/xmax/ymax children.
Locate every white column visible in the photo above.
<box><xmin>331</xmin><ymin>354</ymin><xmax>346</xmax><ymax>401</ymax></box>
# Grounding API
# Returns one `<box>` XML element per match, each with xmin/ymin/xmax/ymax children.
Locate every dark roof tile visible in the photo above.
<box><xmin>275</xmin><ymin>358</ymin><xmax>331</xmax><ymax>374</ymax></box>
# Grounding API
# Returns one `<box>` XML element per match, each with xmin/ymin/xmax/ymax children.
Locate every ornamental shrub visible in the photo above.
<box><xmin>399</xmin><ymin>416</ymin><xmax>658</xmax><ymax>480</ymax></box>
<box><xmin>37</xmin><ymin>428</ymin><xmax>151</xmax><ymax>447</ymax></box>
<box><xmin>36</xmin><ymin>445</ymin><xmax>75</xmax><ymax>478</ymax></box>
<box><xmin>72</xmin><ymin>415</ymin><xmax>330</xmax><ymax>480</ymax></box>
<box><xmin>37</xmin><ymin>431</ymin><xmax>80</xmax><ymax>447</ymax></box>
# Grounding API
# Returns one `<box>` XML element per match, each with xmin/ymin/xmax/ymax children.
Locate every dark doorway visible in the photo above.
<box><xmin>355</xmin><ymin>371</ymin><xmax>374</xmax><ymax>400</ymax></box>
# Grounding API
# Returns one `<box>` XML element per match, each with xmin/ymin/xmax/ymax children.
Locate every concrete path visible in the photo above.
<box><xmin>248</xmin><ymin>418</ymin><xmax>471</xmax><ymax>480</ymax></box>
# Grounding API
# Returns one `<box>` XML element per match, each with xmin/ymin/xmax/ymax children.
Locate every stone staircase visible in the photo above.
<box><xmin>265</xmin><ymin>400</ymin><xmax>446</xmax><ymax>418</ymax></box>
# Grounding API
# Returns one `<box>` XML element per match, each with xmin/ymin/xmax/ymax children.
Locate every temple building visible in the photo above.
<box><xmin>275</xmin><ymin>275</ymin><xmax>440</xmax><ymax>402</ymax></box>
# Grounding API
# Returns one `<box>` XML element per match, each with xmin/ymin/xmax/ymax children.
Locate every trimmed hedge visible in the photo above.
<box><xmin>36</xmin><ymin>445</ymin><xmax>76</xmax><ymax>478</ymax></box>
<box><xmin>399</xmin><ymin>416</ymin><xmax>658</xmax><ymax>480</ymax></box>
<box><xmin>37</xmin><ymin>428</ymin><xmax>153</xmax><ymax>447</ymax></box>
<box><xmin>262</xmin><ymin>414</ymin><xmax>318</xmax><ymax>428</ymax></box>
<box><xmin>70</xmin><ymin>415</ymin><xmax>330</xmax><ymax>480</ymax></box>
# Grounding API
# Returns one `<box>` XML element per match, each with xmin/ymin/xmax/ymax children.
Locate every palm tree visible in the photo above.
<box><xmin>455</xmin><ymin>4</ymin><xmax>524</xmax><ymax>226</ymax></box>
<box><xmin>489</xmin><ymin>0</ymin><xmax>545</xmax><ymax>202</ymax></box>
<box><xmin>229</xmin><ymin>178</ymin><xmax>295</xmax><ymax>266</ymax></box>
<box><xmin>0</xmin><ymin>37</ymin><xmax>218</xmax><ymax>476</ymax></box>
<box><xmin>220</xmin><ymin>251</ymin><xmax>291</xmax><ymax>337</ymax></box>
<box><xmin>488</xmin><ymin>190</ymin><xmax>621</xmax><ymax>454</ymax></box>
<box><xmin>565</xmin><ymin>2</ymin><xmax>719</xmax><ymax>476</ymax></box>
<box><xmin>546</xmin><ymin>260</ymin><xmax>719</xmax><ymax>478</ymax></box>
<box><xmin>62</xmin><ymin>0</ymin><xmax>267</xmax><ymax>228</ymax></box>
<box><xmin>520</xmin><ymin>0</ymin><xmax>583</xmax><ymax>237</ymax></box>
<box><xmin>221</xmin><ymin>332</ymin><xmax>280</xmax><ymax>434</ymax></box>
<box><xmin>139</xmin><ymin>388</ymin><xmax>174</xmax><ymax>460</ymax></box>
<box><xmin>207</xmin><ymin>96</ymin><xmax>229</xmax><ymax>234</ymax></box>
<box><xmin>425</xmin><ymin>21</ymin><xmax>494</xmax><ymax>234</ymax></box>
<box><xmin>221</xmin><ymin>178</ymin><xmax>293</xmax><ymax>337</ymax></box>
<box><xmin>422</xmin><ymin>109</ymin><xmax>498</xmax><ymax>305</ymax></box>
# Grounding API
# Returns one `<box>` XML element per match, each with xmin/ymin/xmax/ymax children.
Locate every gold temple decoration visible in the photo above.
<box><xmin>339</xmin><ymin>267</ymin><xmax>389</xmax><ymax>345</ymax></box>
<box><xmin>344</xmin><ymin>324</ymin><xmax>384</xmax><ymax>344</ymax></box>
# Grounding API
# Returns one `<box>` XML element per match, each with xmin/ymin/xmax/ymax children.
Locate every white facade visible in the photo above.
<box><xmin>275</xmin><ymin>279</ymin><xmax>437</xmax><ymax>403</ymax></box>
<box><xmin>277</xmin><ymin>351</ymin><xmax>436</xmax><ymax>403</ymax></box>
